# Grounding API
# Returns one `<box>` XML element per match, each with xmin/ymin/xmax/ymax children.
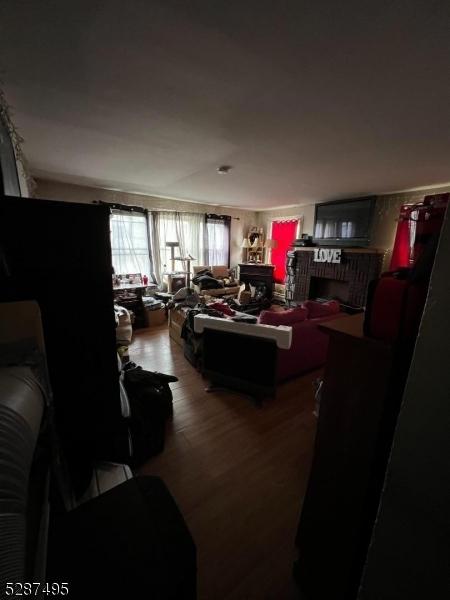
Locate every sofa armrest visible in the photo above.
<box><xmin>193</xmin><ymin>314</ymin><xmax>292</xmax><ymax>349</ymax></box>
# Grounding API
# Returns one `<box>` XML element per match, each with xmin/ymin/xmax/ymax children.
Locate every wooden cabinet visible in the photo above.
<box><xmin>294</xmin><ymin>314</ymin><xmax>411</xmax><ymax>600</ymax></box>
<box><xmin>0</xmin><ymin>195</ymin><xmax>125</xmax><ymax>470</ymax></box>
<box><xmin>238</xmin><ymin>263</ymin><xmax>274</xmax><ymax>299</ymax></box>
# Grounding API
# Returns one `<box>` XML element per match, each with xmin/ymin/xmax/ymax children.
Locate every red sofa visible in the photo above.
<box><xmin>193</xmin><ymin>300</ymin><xmax>345</xmax><ymax>401</ymax></box>
<box><xmin>259</xmin><ymin>301</ymin><xmax>345</xmax><ymax>382</ymax></box>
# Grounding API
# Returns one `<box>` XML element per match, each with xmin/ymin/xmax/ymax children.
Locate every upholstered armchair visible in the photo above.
<box><xmin>192</xmin><ymin>265</ymin><xmax>240</xmax><ymax>298</ymax></box>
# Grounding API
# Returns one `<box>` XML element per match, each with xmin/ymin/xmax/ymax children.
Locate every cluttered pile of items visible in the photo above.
<box><xmin>114</xmin><ymin>295</ymin><xmax>165</xmax><ymax>361</ymax></box>
<box><xmin>167</xmin><ymin>286</ymin><xmax>269</xmax><ymax>368</ymax></box>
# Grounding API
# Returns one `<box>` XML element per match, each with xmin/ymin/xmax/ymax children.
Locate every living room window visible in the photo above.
<box><xmin>110</xmin><ymin>209</ymin><xmax>151</xmax><ymax>277</ymax></box>
<box><xmin>205</xmin><ymin>214</ymin><xmax>231</xmax><ymax>267</ymax></box>
<box><xmin>150</xmin><ymin>211</ymin><xmax>206</xmax><ymax>282</ymax></box>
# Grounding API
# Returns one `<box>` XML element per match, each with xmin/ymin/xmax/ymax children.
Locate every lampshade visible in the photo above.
<box><xmin>241</xmin><ymin>238</ymin><xmax>251</xmax><ymax>248</ymax></box>
<box><xmin>264</xmin><ymin>238</ymin><xmax>278</xmax><ymax>249</ymax></box>
<box><xmin>166</xmin><ymin>241</ymin><xmax>179</xmax><ymax>247</ymax></box>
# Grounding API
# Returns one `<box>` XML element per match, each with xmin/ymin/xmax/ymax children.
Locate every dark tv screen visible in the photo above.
<box><xmin>313</xmin><ymin>197</ymin><xmax>375</xmax><ymax>246</ymax></box>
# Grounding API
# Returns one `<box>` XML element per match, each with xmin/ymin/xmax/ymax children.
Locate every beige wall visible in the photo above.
<box><xmin>35</xmin><ymin>178</ymin><xmax>257</xmax><ymax>266</ymax></box>
<box><xmin>35</xmin><ymin>178</ymin><xmax>450</xmax><ymax>271</ymax></box>
<box><xmin>256</xmin><ymin>203</ymin><xmax>316</xmax><ymax>238</ymax></box>
<box><xmin>257</xmin><ymin>186</ymin><xmax>450</xmax><ymax>271</ymax></box>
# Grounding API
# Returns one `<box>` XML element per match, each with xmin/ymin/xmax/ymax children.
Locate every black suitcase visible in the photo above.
<box><xmin>123</xmin><ymin>367</ymin><xmax>178</xmax><ymax>467</ymax></box>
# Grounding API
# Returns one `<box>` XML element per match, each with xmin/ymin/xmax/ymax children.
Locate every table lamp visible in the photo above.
<box><xmin>241</xmin><ymin>238</ymin><xmax>251</xmax><ymax>262</ymax></box>
<box><xmin>264</xmin><ymin>238</ymin><xmax>277</xmax><ymax>263</ymax></box>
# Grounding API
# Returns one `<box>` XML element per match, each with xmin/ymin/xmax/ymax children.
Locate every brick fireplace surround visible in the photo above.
<box><xmin>285</xmin><ymin>248</ymin><xmax>384</xmax><ymax>308</ymax></box>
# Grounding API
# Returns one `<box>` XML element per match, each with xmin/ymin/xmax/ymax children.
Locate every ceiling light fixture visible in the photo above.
<box><xmin>216</xmin><ymin>165</ymin><xmax>232</xmax><ymax>174</ymax></box>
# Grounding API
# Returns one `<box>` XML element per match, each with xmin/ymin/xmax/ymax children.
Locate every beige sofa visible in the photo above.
<box><xmin>192</xmin><ymin>265</ymin><xmax>240</xmax><ymax>298</ymax></box>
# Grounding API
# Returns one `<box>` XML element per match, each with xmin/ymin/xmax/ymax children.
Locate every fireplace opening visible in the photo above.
<box><xmin>309</xmin><ymin>277</ymin><xmax>350</xmax><ymax>304</ymax></box>
<box><xmin>249</xmin><ymin>281</ymin><xmax>268</xmax><ymax>300</ymax></box>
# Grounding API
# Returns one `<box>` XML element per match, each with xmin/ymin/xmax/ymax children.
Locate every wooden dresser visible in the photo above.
<box><xmin>294</xmin><ymin>314</ymin><xmax>412</xmax><ymax>600</ymax></box>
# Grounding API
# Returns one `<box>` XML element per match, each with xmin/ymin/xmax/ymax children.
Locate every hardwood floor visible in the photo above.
<box><xmin>131</xmin><ymin>324</ymin><xmax>319</xmax><ymax>600</ymax></box>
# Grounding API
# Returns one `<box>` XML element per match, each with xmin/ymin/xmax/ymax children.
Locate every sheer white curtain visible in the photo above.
<box><xmin>176</xmin><ymin>212</ymin><xmax>206</xmax><ymax>269</ymax></box>
<box><xmin>149</xmin><ymin>211</ymin><xmax>206</xmax><ymax>283</ymax></box>
<box><xmin>110</xmin><ymin>209</ymin><xmax>151</xmax><ymax>276</ymax></box>
<box><xmin>205</xmin><ymin>217</ymin><xmax>230</xmax><ymax>266</ymax></box>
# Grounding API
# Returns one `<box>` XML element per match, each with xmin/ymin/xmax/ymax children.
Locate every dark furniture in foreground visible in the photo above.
<box><xmin>195</xmin><ymin>308</ymin><xmax>342</xmax><ymax>402</ymax></box>
<box><xmin>0</xmin><ymin>195</ymin><xmax>125</xmax><ymax>490</ymax></box>
<box><xmin>0</xmin><ymin>365</ymin><xmax>196</xmax><ymax>599</ymax></box>
<box><xmin>0</xmin><ymin>287</ymin><xmax>197</xmax><ymax>600</ymax></box>
<box><xmin>48</xmin><ymin>477</ymin><xmax>197</xmax><ymax>599</ymax></box>
<box><xmin>202</xmin><ymin>328</ymin><xmax>279</xmax><ymax>401</ymax></box>
<box><xmin>294</xmin><ymin>314</ymin><xmax>411</xmax><ymax>600</ymax></box>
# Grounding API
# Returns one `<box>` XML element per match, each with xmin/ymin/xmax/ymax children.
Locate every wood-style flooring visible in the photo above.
<box><xmin>131</xmin><ymin>324</ymin><xmax>319</xmax><ymax>600</ymax></box>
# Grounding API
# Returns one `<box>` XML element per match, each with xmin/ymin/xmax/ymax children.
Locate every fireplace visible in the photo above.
<box><xmin>286</xmin><ymin>248</ymin><xmax>383</xmax><ymax>308</ymax></box>
<box><xmin>309</xmin><ymin>277</ymin><xmax>350</xmax><ymax>303</ymax></box>
<box><xmin>238</xmin><ymin>263</ymin><xmax>275</xmax><ymax>300</ymax></box>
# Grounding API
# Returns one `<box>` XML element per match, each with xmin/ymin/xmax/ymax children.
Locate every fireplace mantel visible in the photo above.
<box><xmin>292</xmin><ymin>247</ymin><xmax>384</xmax><ymax>254</ymax></box>
<box><xmin>285</xmin><ymin>247</ymin><xmax>384</xmax><ymax>308</ymax></box>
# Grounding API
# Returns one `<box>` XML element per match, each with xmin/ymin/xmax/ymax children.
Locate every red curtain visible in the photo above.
<box><xmin>390</xmin><ymin>195</ymin><xmax>449</xmax><ymax>271</ymax></box>
<box><xmin>271</xmin><ymin>220</ymin><xmax>298</xmax><ymax>283</ymax></box>
<box><xmin>390</xmin><ymin>205</ymin><xmax>413</xmax><ymax>271</ymax></box>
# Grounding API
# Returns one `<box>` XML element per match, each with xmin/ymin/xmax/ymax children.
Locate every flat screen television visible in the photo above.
<box><xmin>313</xmin><ymin>196</ymin><xmax>375</xmax><ymax>247</ymax></box>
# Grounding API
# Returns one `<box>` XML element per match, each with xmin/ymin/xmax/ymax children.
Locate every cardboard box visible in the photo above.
<box><xmin>168</xmin><ymin>308</ymin><xmax>188</xmax><ymax>346</ymax></box>
<box><xmin>145</xmin><ymin>307</ymin><xmax>166</xmax><ymax>327</ymax></box>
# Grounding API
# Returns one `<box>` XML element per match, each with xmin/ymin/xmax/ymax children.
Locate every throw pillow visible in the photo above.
<box><xmin>212</xmin><ymin>265</ymin><xmax>230</xmax><ymax>279</ymax></box>
<box><xmin>303</xmin><ymin>299</ymin><xmax>340</xmax><ymax>318</ymax></box>
<box><xmin>259</xmin><ymin>306</ymin><xmax>308</xmax><ymax>326</ymax></box>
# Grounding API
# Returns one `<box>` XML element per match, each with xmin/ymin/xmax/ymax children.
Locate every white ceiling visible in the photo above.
<box><xmin>1</xmin><ymin>0</ymin><xmax>449</xmax><ymax>209</ymax></box>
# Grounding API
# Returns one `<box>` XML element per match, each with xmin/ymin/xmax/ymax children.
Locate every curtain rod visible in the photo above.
<box><xmin>94</xmin><ymin>200</ymin><xmax>240</xmax><ymax>220</ymax></box>
<box><xmin>206</xmin><ymin>213</ymin><xmax>238</xmax><ymax>221</ymax></box>
<box><xmin>152</xmin><ymin>209</ymin><xmax>238</xmax><ymax>220</ymax></box>
<box><xmin>94</xmin><ymin>200</ymin><xmax>146</xmax><ymax>213</ymax></box>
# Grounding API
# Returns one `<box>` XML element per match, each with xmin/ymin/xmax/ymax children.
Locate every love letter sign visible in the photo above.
<box><xmin>313</xmin><ymin>248</ymin><xmax>342</xmax><ymax>264</ymax></box>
